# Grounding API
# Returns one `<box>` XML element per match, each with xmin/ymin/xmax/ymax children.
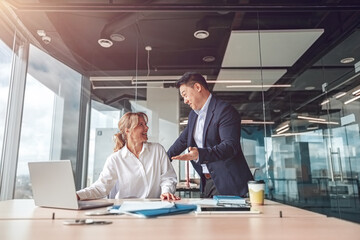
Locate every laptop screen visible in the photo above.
<box><xmin>28</xmin><ymin>160</ymin><xmax>80</xmax><ymax>209</ymax></box>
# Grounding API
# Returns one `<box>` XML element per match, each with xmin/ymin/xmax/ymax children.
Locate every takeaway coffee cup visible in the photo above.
<box><xmin>248</xmin><ymin>180</ymin><xmax>265</xmax><ymax>205</ymax></box>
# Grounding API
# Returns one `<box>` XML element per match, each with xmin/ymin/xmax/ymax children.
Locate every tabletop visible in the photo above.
<box><xmin>0</xmin><ymin>198</ymin><xmax>359</xmax><ymax>240</ymax></box>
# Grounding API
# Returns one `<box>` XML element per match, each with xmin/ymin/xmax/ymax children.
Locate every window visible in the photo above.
<box><xmin>0</xmin><ymin>38</ymin><xmax>12</xmax><ymax>166</ymax></box>
<box><xmin>14</xmin><ymin>45</ymin><xmax>82</xmax><ymax>199</ymax></box>
<box><xmin>87</xmin><ymin>100</ymin><xmax>121</xmax><ymax>186</ymax></box>
<box><xmin>86</xmin><ymin>87</ymin><xmax>181</xmax><ymax>187</ymax></box>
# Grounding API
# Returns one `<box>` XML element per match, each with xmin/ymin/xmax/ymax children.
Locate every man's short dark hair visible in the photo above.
<box><xmin>175</xmin><ymin>72</ymin><xmax>209</xmax><ymax>91</ymax></box>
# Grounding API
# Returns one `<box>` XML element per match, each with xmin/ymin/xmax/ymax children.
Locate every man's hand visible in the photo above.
<box><xmin>160</xmin><ymin>192</ymin><xmax>181</xmax><ymax>201</ymax></box>
<box><xmin>171</xmin><ymin>147</ymin><xmax>199</xmax><ymax>161</ymax></box>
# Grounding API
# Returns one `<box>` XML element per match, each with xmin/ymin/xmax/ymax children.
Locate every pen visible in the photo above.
<box><xmin>63</xmin><ymin>219</ymin><xmax>113</xmax><ymax>225</ymax></box>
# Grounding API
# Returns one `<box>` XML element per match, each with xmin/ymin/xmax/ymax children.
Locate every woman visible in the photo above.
<box><xmin>77</xmin><ymin>112</ymin><xmax>180</xmax><ymax>200</ymax></box>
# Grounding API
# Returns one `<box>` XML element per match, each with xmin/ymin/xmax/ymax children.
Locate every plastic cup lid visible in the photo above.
<box><xmin>248</xmin><ymin>180</ymin><xmax>265</xmax><ymax>184</ymax></box>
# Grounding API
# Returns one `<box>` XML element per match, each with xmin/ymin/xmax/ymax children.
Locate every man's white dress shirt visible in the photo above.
<box><xmin>77</xmin><ymin>142</ymin><xmax>177</xmax><ymax>199</ymax></box>
<box><xmin>193</xmin><ymin>94</ymin><xmax>212</xmax><ymax>174</ymax></box>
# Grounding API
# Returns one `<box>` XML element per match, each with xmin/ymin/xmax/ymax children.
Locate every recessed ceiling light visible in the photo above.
<box><xmin>37</xmin><ymin>30</ymin><xmax>46</xmax><ymax>37</ymax></box>
<box><xmin>41</xmin><ymin>36</ymin><xmax>51</xmax><ymax>44</ymax></box>
<box><xmin>110</xmin><ymin>33</ymin><xmax>125</xmax><ymax>42</ymax></box>
<box><xmin>305</xmin><ymin>86</ymin><xmax>315</xmax><ymax>90</ymax></box>
<box><xmin>340</xmin><ymin>57</ymin><xmax>355</xmax><ymax>64</ymax></box>
<box><xmin>98</xmin><ymin>39</ymin><xmax>113</xmax><ymax>48</ymax></box>
<box><xmin>194</xmin><ymin>30</ymin><xmax>209</xmax><ymax>39</ymax></box>
<box><xmin>202</xmin><ymin>56</ymin><xmax>215</xmax><ymax>62</ymax></box>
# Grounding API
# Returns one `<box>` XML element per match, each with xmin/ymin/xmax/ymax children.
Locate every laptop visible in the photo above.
<box><xmin>28</xmin><ymin>160</ymin><xmax>113</xmax><ymax>210</ymax></box>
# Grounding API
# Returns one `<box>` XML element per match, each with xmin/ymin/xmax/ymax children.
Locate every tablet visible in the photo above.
<box><xmin>200</xmin><ymin>206</ymin><xmax>251</xmax><ymax>212</ymax></box>
<box><xmin>196</xmin><ymin>205</ymin><xmax>261</xmax><ymax>215</ymax></box>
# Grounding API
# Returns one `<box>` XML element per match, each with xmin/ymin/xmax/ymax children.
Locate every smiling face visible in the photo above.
<box><xmin>126</xmin><ymin>116</ymin><xmax>149</xmax><ymax>144</ymax></box>
<box><xmin>179</xmin><ymin>83</ymin><xmax>207</xmax><ymax>111</ymax></box>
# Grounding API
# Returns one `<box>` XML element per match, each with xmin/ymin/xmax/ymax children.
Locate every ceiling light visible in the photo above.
<box><xmin>352</xmin><ymin>89</ymin><xmax>360</xmax><ymax>96</ymax></box>
<box><xmin>276</xmin><ymin>124</ymin><xmax>289</xmax><ymax>132</ymax></box>
<box><xmin>307</xmin><ymin>126</ymin><xmax>319</xmax><ymax>131</ymax></box>
<box><xmin>90</xmin><ymin>75</ymin><xmax>207</xmax><ymax>82</ymax></box>
<box><xmin>90</xmin><ymin>76</ymin><xmax>134</xmax><ymax>81</ymax></box>
<box><xmin>273</xmin><ymin>109</ymin><xmax>281</xmax><ymax>113</ymax></box>
<box><xmin>208</xmin><ymin>80</ymin><xmax>251</xmax><ymax>84</ymax></box>
<box><xmin>320</xmin><ymin>99</ymin><xmax>330</xmax><ymax>105</ymax></box>
<box><xmin>335</xmin><ymin>92</ymin><xmax>346</xmax><ymax>99</ymax></box>
<box><xmin>241</xmin><ymin>120</ymin><xmax>274</xmax><ymax>125</ymax></box>
<box><xmin>297</xmin><ymin>115</ymin><xmax>326</xmax><ymax>122</ymax></box>
<box><xmin>110</xmin><ymin>33</ymin><xmax>125</xmax><ymax>42</ymax></box>
<box><xmin>98</xmin><ymin>39</ymin><xmax>113</xmax><ymax>48</ymax></box>
<box><xmin>308</xmin><ymin>120</ymin><xmax>339</xmax><ymax>125</ymax></box>
<box><xmin>344</xmin><ymin>95</ymin><xmax>360</xmax><ymax>104</ymax></box>
<box><xmin>134</xmin><ymin>81</ymin><xmax>176</xmax><ymax>84</ymax></box>
<box><xmin>92</xmin><ymin>86</ymin><xmax>163</xmax><ymax>89</ymax></box>
<box><xmin>41</xmin><ymin>36</ymin><xmax>51</xmax><ymax>44</ymax></box>
<box><xmin>194</xmin><ymin>30</ymin><xmax>209</xmax><ymax>39</ymax></box>
<box><xmin>277</xmin><ymin>127</ymin><xmax>290</xmax><ymax>134</ymax></box>
<box><xmin>203</xmin><ymin>56</ymin><xmax>215</xmax><ymax>62</ymax></box>
<box><xmin>272</xmin><ymin>132</ymin><xmax>319</xmax><ymax>137</ymax></box>
<box><xmin>180</xmin><ymin>120</ymin><xmax>188</xmax><ymax>126</ymax></box>
<box><xmin>226</xmin><ymin>84</ymin><xmax>291</xmax><ymax>88</ymax></box>
<box><xmin>37</xmin><ymin>30</ymin><xmax>46</xmax><ymax>37</ymax></box>
<box><xmin>133</xmin><ymin>76</ymin><xmax>182</xmax><ymax>81</ymax></box>
<box><xmin>340</xmin><ymin>57</ymin><xmax>355</xmax><ymax>64</ymax></box>
<box><xmin>305</xmin><ymin>86</ymin><xmax>315</xmax><ymax>90</ymax></box>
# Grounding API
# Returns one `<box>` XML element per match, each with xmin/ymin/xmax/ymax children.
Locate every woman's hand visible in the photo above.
<box><xmin>160</xmin><ymin>192</ymin><xmax>181</xmax><ymax>201</ymax></box>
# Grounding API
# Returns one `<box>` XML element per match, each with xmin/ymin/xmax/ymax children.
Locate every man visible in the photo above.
<box><xmin>167</xmin><ymin>72</ymin><xmax>253</xmax><ymax>198</ymax></box>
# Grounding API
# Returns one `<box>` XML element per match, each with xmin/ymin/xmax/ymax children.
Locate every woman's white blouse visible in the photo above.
<box><xmin>77</xmin><ymin>142</ymin><xmax>177</xmax><ymax>199</ymax></box>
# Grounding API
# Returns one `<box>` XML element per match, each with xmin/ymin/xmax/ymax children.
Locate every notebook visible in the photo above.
<box><xmin>28</xmin><ymin>160</ymin><xmax>113</xmax><ymax>210</ymax></box>
<box><xmin>213</xmin><ymin>195</ymin><xmax>247</xmax><ymax>205</ymax></box>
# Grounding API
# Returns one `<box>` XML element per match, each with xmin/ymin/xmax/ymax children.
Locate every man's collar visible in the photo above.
<box><xmin>194</xmin><ymin>93</ymin><xmax>212</xmax><ymax>115</ymax></box>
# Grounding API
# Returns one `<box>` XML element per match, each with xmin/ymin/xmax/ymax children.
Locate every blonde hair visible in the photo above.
<box><xmin>113</xmin><ymin>112</ymin><xmax>148</xmax><ymax>152</ymax></box>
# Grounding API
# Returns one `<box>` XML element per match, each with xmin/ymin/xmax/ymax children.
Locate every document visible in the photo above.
<box><xmin>187</xmin><ymin>199</ymin><xmax>217</xmax><ymax>206</ymax></box>
<box><xmin>116</xmin><ymin>201</ymin><xmax>175</xmax><ymax>212</ymax></box>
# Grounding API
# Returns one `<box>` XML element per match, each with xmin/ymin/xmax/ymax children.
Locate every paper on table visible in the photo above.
<box><xmin>186</xmin><ymin>199</ymin><xmax>217</xmax><ymax>206</ymax></box>
<box><xmin>117</xmin><ymin>201</ymin><xmax>175</xmax><ymax>212</ymax></box>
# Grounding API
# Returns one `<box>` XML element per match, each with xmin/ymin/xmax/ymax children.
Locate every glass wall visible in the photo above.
<box><xmin>0</xmin><ymin>6</ymin><xmax>28</xmax><ymax>201</ymax></box>
<box><xmin>244</xmin><ymin>12</ymin><xmax>360</xmax><ymax>223</ymax></box>
<box><xmin>0</xmin><ymin>34</ymin><xmax>12</xmax><ymax>170</ymax></box>
<box><xmin>14</xmin><ymin>45</ymin><xmax>83</xmax><ymax>198</ymax></box>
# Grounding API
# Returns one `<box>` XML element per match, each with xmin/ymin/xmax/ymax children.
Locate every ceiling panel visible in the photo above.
<box><xmin>221</xmin><ymin>29</ymin><xmax>324</xmax><ymax>67</ymax></box>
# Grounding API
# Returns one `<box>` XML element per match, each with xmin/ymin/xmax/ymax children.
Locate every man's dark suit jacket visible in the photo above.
<box><xmin>167</xmin><ymin>96</ymin><xmax>253</xmax><ymax>197</ymax></box>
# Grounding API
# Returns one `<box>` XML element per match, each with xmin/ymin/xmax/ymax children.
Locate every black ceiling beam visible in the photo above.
<box><xmin>5</xmin><ymin>1</ymin><xmax>360</xmax><ymax>13</ymax></box>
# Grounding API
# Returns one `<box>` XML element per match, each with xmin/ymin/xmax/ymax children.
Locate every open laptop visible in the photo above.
<box><xmin>28</xmin><ymin>160</ymin><xmax>113</xmax><ymax>210</ymax></box>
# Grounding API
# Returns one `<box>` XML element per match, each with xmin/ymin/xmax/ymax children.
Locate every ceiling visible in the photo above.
<box><xmin>2</xmin><ymin>0</ymin><xmax>360</xmax><ymax>126</ymax></box>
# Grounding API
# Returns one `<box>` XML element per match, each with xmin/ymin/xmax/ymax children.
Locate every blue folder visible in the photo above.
<box><xmin>129</xmin><ymin>203</ymin><xmax>197</xmax><ymax>218</ymax></box>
